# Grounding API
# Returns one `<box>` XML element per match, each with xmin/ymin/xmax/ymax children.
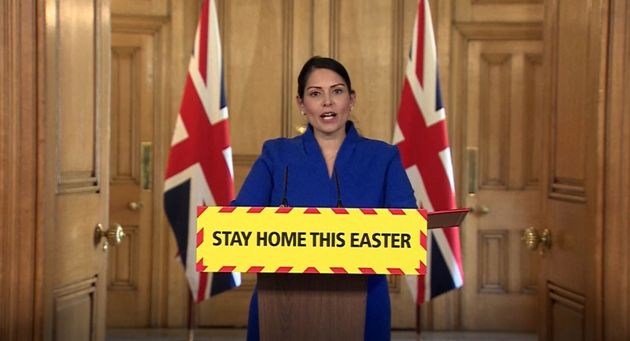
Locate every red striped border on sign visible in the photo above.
<box><xmin>208</xmin><ymin>266</ymin><xmax>425</xmax><ymax>275</ymax></box>
<box><xmin>206</xmin><ymin>207</ymin><xmax>428</xmax><ymax>215</ymax></box>
<box><xmin>359</xmin><ymin>268</ymin><xmax>377</xmax><ymax>274</ymax></box>
<box><xmin>197</xmin><ymin>206</ymin><xmax>208</xmax><ymax>217</ymax></box>
<box><xmin>304</xmin><ymin>267</ymin><xmax>320</xmax><ymax>274</ymax></box>
<box><xmin>196</xmin><ymin>259</ymin><xmax>207</xmax><ymax>272</ymax></box>
<box><xmin>416</xmin><ymin>261</ymin><xmax>427</xmax><ymax>274</ymax></box>
<box><xmin>196</xmin><ymin>229</ymin><xmax>204</xmax><ymax>247</ymax></box>
<box><xmin>330</xmin><ymin>267</ymin><xmax>348</xmax><ymax>274</ymax></box>
<box><xmin>275</xmin><ymin>266</ymin><xmax>293</xmax><ymax>273</ymax></box>
<box><xmin>387</xmin><ymin>268</ymin><xmax>405</xmax><ymax>275</ymax></box>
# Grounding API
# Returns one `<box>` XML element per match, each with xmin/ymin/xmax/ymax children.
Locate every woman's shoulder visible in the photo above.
<box><xmin>259</xmin><ymin>135</ymin><xmax>303</xmax><ymax>157</ymax></box>
<box><xmin>261</xmin><ymin>135</ymin><xmax>302</xmax><ymax>148</ymax></box>
<box><xmin>355</xmin><ymin>135</ymin><xmax>399</xmax><ymax>155</ymax></box>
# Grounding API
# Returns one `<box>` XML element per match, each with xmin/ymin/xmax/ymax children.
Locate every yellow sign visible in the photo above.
<box><xmin>196</xmin><ymin>206</ymin><xmax>427</xmax><ymax>275</ymax></box>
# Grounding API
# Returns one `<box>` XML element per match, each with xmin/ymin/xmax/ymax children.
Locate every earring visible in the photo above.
<box><xmin>300</xmin><ymin>111</ymin><xmax>305</xmax><ymax>115</ymax></box>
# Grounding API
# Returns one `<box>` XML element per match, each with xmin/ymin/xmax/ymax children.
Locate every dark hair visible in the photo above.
<box><xmin>297</xmin><ymin>56</ymin><xmax>354</xmax><ymax>99</ymax></box>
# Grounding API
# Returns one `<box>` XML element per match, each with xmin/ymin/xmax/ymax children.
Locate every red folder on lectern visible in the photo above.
<box><xmin>427</xmin><ymin>208</ymin><xmax>469</xmax><ymax>229</ymax></box>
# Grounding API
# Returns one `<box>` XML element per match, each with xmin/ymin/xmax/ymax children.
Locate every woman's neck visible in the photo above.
<box><xmin>314</xmin><ymin>130</ymin><xmax>345</xmax><ymax>177</ymax></box>
<box><xmin>314</xmin><ymin>129</ymin><xmax>345</xmax><ymax>153</ymax></box>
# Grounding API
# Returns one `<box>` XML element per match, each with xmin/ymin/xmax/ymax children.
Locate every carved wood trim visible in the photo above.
<box><xmin>544</xmin><ymin>0</ymin><xmax>595</xmax><ymax>204</ymax></box>
<box><xmin>111</xmin><ymin>46</ymin><xmax>142</xmax><ymax>185</ymax></box>
<box><xmin>477</xmin><ymin>229</ymin><xmax>509</xmax><ymax>294</ymax></box>
<box><xmin>604</xmin><ymin>0</ymin><xmax>630</xmax><ymax>338</ymax></box>
<box><xmin>0</xmin><ymin>1</ymin><xmax>41</xmax><ymax>339</ymax></box>
<box><xmin>281</xmin><ymin>0</ymin><xmax>294</xmax><ymax>138</ymax></box>
<box><xmin>219</xmin><ymin>0</ymin><xmax>229</xmax><ymax>83</ymax></box>
<box><xmin>330</xmin><ymin>0</ymin><xmax>340</xmax><ymax>58</ymax></box>
<box><xmin>455</xmin><ymin>22</ymin><xmax>542</xmax><ymax>40</ymax></box>
<box><xmin>233</xmin><ymin>154</ymin><xmax>259</xmax><ymax>167</ymax></box>
<box><xmin>549</xmin><ymin>178</ymin><xmax>587</xmax><ymax>202</ymax></box>
<box><xmin>391</xmin><ymin>0</ymin><xmax>405</xmax><ymax>132</ymax></box>
<box><xmin>546</xmin><ymin>281</ymin><xmax>586</xmax><ymax>339</ymax></box>
<box><xmin>523</xmin><ymin>53</ymin><xmax>543</xmax><ymax>188</ymax></box>
<box><xmin>55</xmin><ymin>0</ymin><xmax>102</xmax><ymax>195</ymax></box>
<box><xmin>111</xmin><ymin>15</ymin><xmax>169</xmax><ymax>33</ymax></box>
<box><xmin>54</xmin><ymin>276</ymin><xmax>99</xmax><ymax>300</ymax></box>
<box><xmin>58</xmin><ymin>174</ymin><xmax>100</xmax><ymax>194</ymax></box>
<box><xmin>547</xmin><ymin>282</ymin><xmax>585</xmax><ymax>311</ymax></box>
<box><xmin>473</xmin><ymin>0</ymin><xmax>543</xmax><ymax>4</ymax></box>
<box><xmin>520</xmin><ymin>229</ymin><xmax>538</xmax><ymax>294</ymax></box>
<box><xmin>479</xmin><ymin>53</ymin><xmax>512</xmax><ymax>190</ymax></box>
<box><xmin>149</xmin><ymin>19</ymin><xmax>169</xmax><ymax>327</ymax></box>
<box><xmin>108</xmin><ymin>225</ymin><xmax>139</xmax><ymax>290</ymax></box>
<box><xmin>53</xmin><ymin>276</ymin><xmax>99</xmax><ymax>340</ymax></box>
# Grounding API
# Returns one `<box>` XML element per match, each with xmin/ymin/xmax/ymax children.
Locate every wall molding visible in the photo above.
<box><xmin>455</xmin><ymin>22</ymin><xmax>542</xmax><ymax>40</ymax></box>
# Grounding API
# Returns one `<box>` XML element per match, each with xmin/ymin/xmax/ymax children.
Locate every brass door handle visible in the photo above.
<box><xmin>468</xmin><ymin>205</ymin><xmax>490</xmax><ymax>215</ymax></box>
<box><xmin>95</xmin><ymin>223</ymin><xmax>126</xmax><ymax>252</ymax></box>
<box><xmin>128</xmin><ymin>201</ymin><xmax>144</xmax><ymax>211</ymax></box>
<box><xmin>522</xmin><ymin>227</ymin><xmax>552</xmax><ymax>255</ymax></box>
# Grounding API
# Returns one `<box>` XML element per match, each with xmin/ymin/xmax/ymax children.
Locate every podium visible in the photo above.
<box><xmin>254</xmin><ymin>209</ymin><xmax>469</xmax><ymax>340</ymax></box>
<box><xmin>258</xmin><ymin>274</ymin><xmax>367</xmax><ymax>340</ymax></box>
<box><xmin>195</xmin><ymin>206</ymin><xmax>468</xmax><ymax>339</ymax></box>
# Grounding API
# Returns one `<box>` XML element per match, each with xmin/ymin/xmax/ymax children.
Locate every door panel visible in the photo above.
<box><xmin>54</xmin><ymin>278</ymin><xmax>99</xmax><ymax>341</ymax></box>
<box><xmin>45</xmin><ymin>0</ymin><xmax>112</xmax><ymax>339</ymax></box>
<box><xmin>540</xmin><ymin>0</ymin><xmax>606</xmax><ymax>339</ymax></box>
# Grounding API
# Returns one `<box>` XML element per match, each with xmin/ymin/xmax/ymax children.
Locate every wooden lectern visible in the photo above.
<box><xmin>255</xmin><ymin>209</ymin><xmax>469</xmax><ymax>340</ymax></box>
<box><xmin>257</xmin><ymin>273</ymin><xmax>367</xmax><ymax>340</ymax></box>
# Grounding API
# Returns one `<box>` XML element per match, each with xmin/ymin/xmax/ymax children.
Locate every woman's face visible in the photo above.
<box><xmin>297</xmin><ymin>68</ymin><xmax>355</xmax><ymax>139</ymax></box>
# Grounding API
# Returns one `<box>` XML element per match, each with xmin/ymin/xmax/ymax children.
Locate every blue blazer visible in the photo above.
<box><xmin>232</xmin><ymin>121</ymin><xmax>416</xmax><ymax>340</ymax></box>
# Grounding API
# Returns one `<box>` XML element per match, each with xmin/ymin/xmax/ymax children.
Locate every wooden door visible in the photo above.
<box><xmin>538</xmin><ymin>0</ymin><xmax>607</xmax><ymax>339</ymax></box>
<box><xmin>43</xmin><ymin>0</ymin><xmax>113</xmax><ymax>340</ymax></box>
<box><xmin>107</xmin><ymin>27</ymin><xmax>157</xmax><ymax>328</ymax></box>
<box><xmin>438</xmin><ymin>1</ymin><xmax>546</xmax><ymax>331</ymax></box>
<box><xmin>107</xmin><ymin>0</ymin><xmax>183</xmax><ymax>329</ymax></box>
<box><xmin>461</xmin><ymin>37</ymin><xmax>543</xmax><ymax>331</ymax></box>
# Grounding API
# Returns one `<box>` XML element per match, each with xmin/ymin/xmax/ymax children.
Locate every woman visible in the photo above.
<box><xmin>232</xmin><ymin>56</ymin><xmax>416</xmax><ymax>340</ymax></box>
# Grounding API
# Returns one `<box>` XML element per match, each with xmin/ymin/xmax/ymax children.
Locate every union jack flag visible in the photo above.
<box><xmin>164</xmin><ymin>0</ymin><xmax>241</xmax><ymax>303</ymax></box>
<box><xmin>393</xmin><ymin>0</ymin><xmax>463</xmax><ymax>304</ymax></box>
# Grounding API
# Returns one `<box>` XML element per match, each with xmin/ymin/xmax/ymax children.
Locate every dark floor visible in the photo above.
<box><xmin>107</xmin><ymin>328</ymin><xmax>538</xmax><ymax>341</ymax></box>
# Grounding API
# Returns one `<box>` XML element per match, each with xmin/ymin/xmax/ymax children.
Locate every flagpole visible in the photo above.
<box><xmin>415</xmin><ymin>304</ymin><xmax>421</xmax><ymax>339</ymax></box>
<box><xmin>187</xmin><ymin>293</ymin><xmax>195</xmax><ymax>341</ymax></box>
